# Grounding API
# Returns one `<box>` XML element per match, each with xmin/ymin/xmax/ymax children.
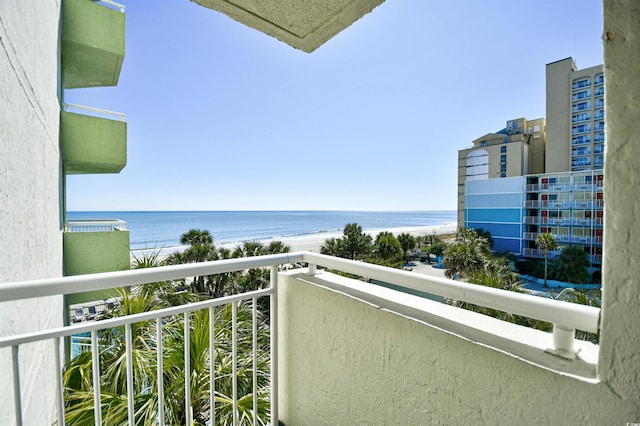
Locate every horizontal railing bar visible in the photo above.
<box><xmin>62</xmin><ymin>102</ymin><xmax>125</xmax><ymax>121</ymax></box>
<box><xmin>0</xmin><ymin>288</ymin><xmax>272</xmax><ymax>349</ymax></box>
<box><xmin>0</xmin><ymin>251</ymin><xmax>600</xmax><ymax>341</ymax></box>
<box><xmin>0</xmin><ymin>253</ymin><xmax>303</xmax><ymax>302</ymax></box>
<box><xmin>302</xmin><ymin>252</ymin><xmax>600</xmax><ymax>333</ymax></box>
<box><xmin>98</xmin><ymin>0</ymin><xmax>126</xmax><ymax>12</ymax></box>
<box><xmin>65</xmin><ymin>220</ymin><xmax>127</xmax><ymax>226</ymax></box>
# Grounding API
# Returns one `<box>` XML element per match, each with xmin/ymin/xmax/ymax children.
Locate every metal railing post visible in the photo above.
<box><xmin>12</xmin><ymin>345</ymin><xmax>23</xmax><ymax>426</ymax></box>
<box><xmin>270</xmin><ymin>265</ymin><xmax>279</xmax><ymax>425</ymax></box>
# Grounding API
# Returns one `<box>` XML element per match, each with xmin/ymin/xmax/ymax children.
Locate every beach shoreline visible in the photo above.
<box><xmin>130</xmin><ymin>223</ymin><xmax>457</xmax><ymax>260</ymax></box>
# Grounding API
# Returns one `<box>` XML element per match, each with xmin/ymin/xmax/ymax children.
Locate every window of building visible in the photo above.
<box><xmin>500</xmin><ymin>146</ymin><xmax>507</xmax><ymax>153</ymax></box>
<box><xmin>480</xmin><ymin>140</ymin><xmax>487</xmax><ymax>147</ymax></box>
<box><xmin>500</xmin><ymin>172</ymin><xmax>506</xmax><ymax>178</ymax></box>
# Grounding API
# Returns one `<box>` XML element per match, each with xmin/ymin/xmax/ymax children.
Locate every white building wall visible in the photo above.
<box><xmin>0</xmin><ymin>1</ymin><xmax>63</xmax><ymax>424</ymax></box>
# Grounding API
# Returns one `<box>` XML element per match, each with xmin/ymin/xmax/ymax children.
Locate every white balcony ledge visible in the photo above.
<box><xmin>282</xmin><ymin>269</ymin><xmax>599</xmax><ymax>379</ymax></box>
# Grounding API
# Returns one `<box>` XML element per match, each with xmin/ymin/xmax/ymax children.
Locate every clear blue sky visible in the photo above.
<box><xmin>65</xmin><ymin>0</ymin><xmax>604</xmax><ymax>211</ymax></box>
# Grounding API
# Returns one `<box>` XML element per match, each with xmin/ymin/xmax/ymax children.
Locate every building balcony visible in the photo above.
<box><xmin>571</xmin><ymin>92</ymin><xmax>591</xmax><ymax>101</ymax></box>
<box><xmin>572</xmin><ymin>136</ymin><xmax>591</xmax><ymax>146</ymax></box>
<box><xmin>572</xmin><ymin>149</ymin><xmax>591</xmax><ymax>157</ymax></box>
<box><xmin>522</xmin><ymin>248</ymin><xmax>563</xmax><ymax>259</ymax></box>
<box><xmin>572</xmin><ymin>126</ymin><xmax>591</xmax><ymax>135</ymax></box>
<box><xmin>60</xmin><ymin>104</ymin><xmax>127</xmax><ymax>174</ymax></box>
<box><xmin>572</xmin><ymin>218</ymin><xmax>597</xmax><ymax>227</ymax></box>
<box><xmin>525</xmin><ymin>200</ymin><xmax>539</xmax><ymax>208</ymax></box>
<box><xmin>542</xmin><ymin>218</ymin><xmax>571</xmax><ymax>226</ymax></box>
<box><xmin>523</xmin><ymin>232</ymin><xmax>538</xmax><ymax>240</ymax></box>
<box><xmin>62</xmin><ymin>0</ymin><xmax>126</xmax><ymax>88</ymax></box>
<box><xmin>0</xmin><ymin>252</ymin><xmax>602</xmax><ymax>425</ymax></box>
<box><xmin>571</xmin><ymin>103</ymin><xmax>590</xmax><ymax>112</ymax></box>
<box><xmin>63</xmin><ymin>219</ymin><xmax>130</xmax><ymax>276</ymax></box>
<box><xmin>541</xmin><ymin>200</ymin><xmax>571</xmax><ymax>209</ymax></box>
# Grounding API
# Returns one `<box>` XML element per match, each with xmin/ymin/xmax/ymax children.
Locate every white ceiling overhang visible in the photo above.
<box><xmin>191</xmin><ymin>0</ymin><xmax>385</xmax><ymax>52</ymax></box>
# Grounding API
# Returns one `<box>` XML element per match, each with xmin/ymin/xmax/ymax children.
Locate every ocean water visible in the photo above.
<box><xmin>67</xmin><ymin>210</ymin><xmax>457</xmax><ymax>251</ymax></box>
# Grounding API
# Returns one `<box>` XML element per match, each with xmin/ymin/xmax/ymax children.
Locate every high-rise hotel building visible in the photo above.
<box><xmin>458</xmin><ymin>58</ymin><xmax>604</xmax><ymax>267</ymax></box>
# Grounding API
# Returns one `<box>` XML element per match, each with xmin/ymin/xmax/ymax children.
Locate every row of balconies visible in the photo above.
<box><xmin>522</xmin><ymin>248</ymin><xmax>602</xmax><ymax>264</ymax></box>
<box><xmin>61</xmin><ymin>0</ymin><xmax>129</xmax><ymax>277</ymax></box>
<box><xmin>524</xmin><ymin>216</ymin><xmax>603</xmax><ymax>226</ymax></box>
<box><xmin>525</xmin><ymin>181</ymin><xmax>603</xmax><ymax>192</ymax></box>
<box><xmin>524</xmin><ymin>200</ymin><xmax>604</xmax><ymax>209</ymax></box>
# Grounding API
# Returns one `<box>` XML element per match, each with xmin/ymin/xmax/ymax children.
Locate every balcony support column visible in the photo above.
<box><xmin>307</xmin><ymin>263</ymin><xmax>317</xmax><ymax>275</ymax></box>
<box><xmin>550</xmin><ymin>325</ymin><xmax>576</xmax><ymax>359</ymax></box>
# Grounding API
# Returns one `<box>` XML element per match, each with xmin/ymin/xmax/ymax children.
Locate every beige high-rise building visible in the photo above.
<box><xmin>546</xmin><ymin>58</ymin><xmax>605</xmax><ymax>173</ymax></box>
<box><xmin>457</xmin><ymin>117</ymin><xmax>546</xmax><ymax>227</ymax></box>
<box><xmin>457</xmin><ymin>57</ymin><xmax>606</xmax><ymax>268</ymax></box>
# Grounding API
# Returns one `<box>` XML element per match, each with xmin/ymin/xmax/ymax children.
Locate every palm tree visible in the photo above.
<box><xmin>374</xmin><ymin>232</ymin><xmax>402</xmax><ymax>260</ymax></box>
<box><xmin>169</xmin><ymin>229</ymin><xmax>218</xmax><ymax>295</ymax></box>
<box><xmin>554</xmin><ymin>246</ymin><xmax>590</xmax><ymax>284</ymax></box>
<box><xmin>63</xmin><ymin>298</ymin><xmax>271</xmax><ymax>425</ymax></box>
<box><xmin>180</xmin><ymin>229</ymin><xmax>214</xmax><ymax>247</ymax></box>
<box><xmin>536</xmin><ymin>233</ymin><xmax>557</xmax><ymax>287</ymax></box>
<box><xmin>443</xmin><ymin>228</ymin><xmax>491</xmax><ymax>279</ymax></box>
<box><xmin>341</xmin><ymin>223</ymin><xmax>372</xmax><ymax>260</ymax></box>
<box><xmin>397</xmin><ymin>233</ymin><xmax>416</xmax><ymax>261</ymax></box>
<box><xmin>320</xmin><ymin>238</ymin><xmax>343</xmax><ymax>257</ymax></box>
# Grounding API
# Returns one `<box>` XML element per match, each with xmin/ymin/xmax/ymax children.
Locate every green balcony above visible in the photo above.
<box><xmin>60</xmin><ymin>104</ymin><xmax>127</xmax><ymax>174</ymax></box>
<box><xmin>63</xmin><ymin>220</ymin><xmax>130</xmax><ymax>277</ymax></box>
<box><xmin>62</xmin><ymin>0</ymin><xmax>125</xmax><ymax>88</ymax></box>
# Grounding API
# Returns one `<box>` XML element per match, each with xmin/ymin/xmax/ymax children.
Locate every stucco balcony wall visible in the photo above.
<box><xmin>63</xmin><ymin>229</ymin><xmax>130</xmax><ymax>276</ymax></box>
<box><xmin>60</xmin><ymin>110</ymin><xmax>127</xmax><ymax>174</ymax></box>
<box><xmin>61</xmin><ymin>0</ymin><xmax>125</xmax><ymax>88</ymax></box>
<box><xmin>278</xmin><ymin>270</ymin><xmax>638</xmax><ymax>424</ymax></box>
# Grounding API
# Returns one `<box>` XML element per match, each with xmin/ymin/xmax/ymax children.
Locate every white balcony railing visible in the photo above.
<box><xmin>64</xmin><ymin>219</ymin><xmax>127</xmax><ymax>232</ymax></box>
<box><xmin>97</xmin><ymin>0</ymin><xmax>126</xmax><ymax>12</ymax></box>
<box><xmin>63</xmin><ymin>103</ymin><xmax>125</xmax><ymax>122</ymax></box>
<box><xmin>0</xmin><ymin>252</ymin><xmax>601</xmax><ymax>426</ymax></box>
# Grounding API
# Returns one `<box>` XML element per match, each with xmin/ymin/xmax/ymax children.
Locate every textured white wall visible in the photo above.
<box><xmin>0</xmin><ymin>0</ymin><xmax>63</xmax><ymax>424</ymax></box>
<box><xmin>278</xmin><ymin>272</ymin><xmax>638</xmax><ymax>424</ymax></box>
<box><xmin>600</xmin><ymin>0</ymin><xmax>640</xmax><ymax>402</ymax></box>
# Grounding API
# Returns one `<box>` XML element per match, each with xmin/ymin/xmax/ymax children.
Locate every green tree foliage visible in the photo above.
<box><xmin>473</xmin><ymin>228</ymin><xmax>494</xmax><ymax>249</ymax></box>
<box><xmin>448</xmin><ymin>256</ymin><xmax>522</xmax><ymax>322</ymax></box>
<box><xmin>342</xmin><ymin>223</ymin><xmax>373</xmax><ymax>260</ymax></box>
<box><xmin>320</xmin><ymin>237</ymin><xmax>343</xmax><ymax>257</ymax></box>
<box><xmin>553</xmin><ymin>246</ymin><xmax>590</xmax><ymax>284</ymax></box>
<box><xmin>374</xmin><ymin>231</ymin><xmax>403</xmax><ymax>260</ymax></box>
<box><xmin>320</xmin><ymin>223</ymin><xmax>372</xmax><ymax>260</ymax></box>
<box><xmin>536</xmin><ymin>233</ymin><xmax>558</xmax><ymax>287</ymax></box>
<box><xmin>63</xmin><ymin>228</ymin><xmax>287</xmax><ymax>425</ymax></box>
<box><xmin>443</xmin><ymin>228</ymin><xmax>491</xmax><ymax>279</ymax></box>
<box><xmin>397</xmin><ymin>233</ymin><xmax>416</xmax><ymax>261</ymax></box>
<box><xmin>64</xmin><ymin>300</ymin><xmax>270</xmax><ymax>425</ymax></box>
